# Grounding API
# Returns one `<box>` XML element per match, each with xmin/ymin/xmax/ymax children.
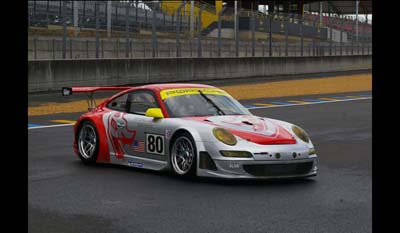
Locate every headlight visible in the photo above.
<box><xmin>292</xmin><ymin>125</ymin><xmax>310</xmax><ymax>143</ymax></box>
<box><xmin>220</xmin><ymin>150</ymin><xmax>252</xmax><ymax>158</ymax></box>
<box><xmin>309</xmin><ymin>147</ymin><xmax>316</xmax><ymax>155</ymax></box>
<box><xmin>213</xmin><ymin>128</ymin><xmax>237</xmax><ymax>146</ymax></box>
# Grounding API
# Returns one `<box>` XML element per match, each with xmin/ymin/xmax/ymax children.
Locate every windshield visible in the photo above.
<box><xmin>161</xmin><ymin>88</ymin><xmax>251</xmax><ymax>117</ymax></box>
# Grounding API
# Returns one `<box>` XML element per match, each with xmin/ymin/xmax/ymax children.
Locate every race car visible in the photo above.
<box><xmin>62</xmin><ymin>83</ymin><xmax>317</xmax><ymax>179</ymax></box>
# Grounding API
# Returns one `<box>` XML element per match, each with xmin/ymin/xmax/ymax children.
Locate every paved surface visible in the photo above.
<box><xmin>28</xmin><ymin>70</ymin><xmax>371</xmax><ymax>106</ymax></box>
<box><xmin>28</xmin><ymin>96</ymin><xmax>371</xmax><ymax>233</ymax></box>
<box><xmin>28</xmin><ymin>91</ymin><xmax>371</xmax><ymax>128</ymax></box>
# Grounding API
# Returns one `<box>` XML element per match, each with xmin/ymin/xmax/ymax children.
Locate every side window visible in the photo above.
<box><xmin>127</xmin><ymin>91</ymin><xmax>159</xmax><ymax>115</ymax></box>
<box><xmin>106</xmin><ymin>94</ymin><xmax>128</xmax><ymax>112</ymax></box>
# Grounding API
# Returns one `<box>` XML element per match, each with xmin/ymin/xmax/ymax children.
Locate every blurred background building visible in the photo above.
<box><xmin>28</xmin><ymin>1</ymin><xmax>372</xmax><ymax>60</ymax></box>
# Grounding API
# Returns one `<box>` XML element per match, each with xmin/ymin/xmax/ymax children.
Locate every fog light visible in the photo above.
<box><xmin>275</xmin><ymin>153</ymin><xmax>281</xmax><ymax>159</ymax></box>
<box><xmin>220</xmin><ymin>151</ymin><xmax>252</xmax><ymax>158</ymax></box>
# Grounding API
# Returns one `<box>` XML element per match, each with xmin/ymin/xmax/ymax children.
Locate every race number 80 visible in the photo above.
<box><xmin>146</xmin><ymin>133</ymin><xmax>165</xmax><ymax>155</ymax></box>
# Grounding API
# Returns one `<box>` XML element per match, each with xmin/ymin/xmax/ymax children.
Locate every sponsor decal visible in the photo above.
<box><xmin>160</xmin><ymin>88</ymin><xmax>229</xmax><ymax>100</ymax></box>
<box><xmin>229</xmin><ymin>163</ymin><xmax>240</xmax><ymax>169</ymax></box>
<box><xmin>127</xmin><ymin>160</ymin><xmax>143</xmax><ymax>168</ymax></box>
<box><xmin>133</xmin><ymin>139</ymin><xmax>145</xmax><ymax>153</ymax></box>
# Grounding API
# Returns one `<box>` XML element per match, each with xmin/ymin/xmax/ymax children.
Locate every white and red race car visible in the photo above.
<box><xmin>63</xmin><ymin>83</ymin><xmax>317</xmax><ymax>179</ymax></box>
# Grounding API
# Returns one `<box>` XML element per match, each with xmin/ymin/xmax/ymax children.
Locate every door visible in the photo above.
<box><xmin>104</xmin><ymin>90</ymin><xmax>168</xmax><ymax>165</ymax></box>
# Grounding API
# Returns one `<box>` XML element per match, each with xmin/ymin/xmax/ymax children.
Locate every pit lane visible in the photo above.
<box><xmin>28</xmin><ymin>96</ymin><xmax>371</xmax><ymax>233</ymax></box>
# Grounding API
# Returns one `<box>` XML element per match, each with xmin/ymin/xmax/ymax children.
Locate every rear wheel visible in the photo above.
<box><xmin>170</xmin><ymin>132</ymin><xmax>197</xmax><ymax>176</ymax></box>
<box><xmin>77</xmin><ymin>121</ymin><xmax>99</xmax><ymax>165</ymax></box>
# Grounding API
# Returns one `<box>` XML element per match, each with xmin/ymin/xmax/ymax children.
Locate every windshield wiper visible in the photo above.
<box><xmin>198</xmin><ymin>90</ymin><xmax>225</xmax><ymax>115</ymax></box>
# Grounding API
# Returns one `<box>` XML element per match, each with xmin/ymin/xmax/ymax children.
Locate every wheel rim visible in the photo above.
<box><xmin>78</xmin><ymin>124</ymin><xmax>97</xmax><ymax>159</ymax></box>
<box><xmin>171</xmin><ymin>136</ymin><xmax>195</xmax><ymax>175</ymax></box>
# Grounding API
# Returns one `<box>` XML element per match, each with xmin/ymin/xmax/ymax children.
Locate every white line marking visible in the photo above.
<box><xmin>247</xmin><ymin>97</ymin><xmax>372</xmax><ymax>110</ymax></box>
<box><xmin>28</xmin><ymin>97</ymin><xmax>372</xmax><ymax>130</ymax></box>
<box><xmin>28</xmin><ymin>123</ymin><xmax>74</xmax><ymax>130</ymax></box>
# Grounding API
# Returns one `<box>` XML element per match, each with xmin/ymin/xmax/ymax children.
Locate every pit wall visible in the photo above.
<box><xmin>28</xmin><ymin>55</ymin><xmax>372</xmax><ymax>93</ymax></box>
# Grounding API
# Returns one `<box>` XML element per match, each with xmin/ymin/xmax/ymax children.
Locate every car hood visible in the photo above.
<box><xmin>184</xmin><ymin>115</ymin><xmax>296</xmax><ymax>145</ymax></box>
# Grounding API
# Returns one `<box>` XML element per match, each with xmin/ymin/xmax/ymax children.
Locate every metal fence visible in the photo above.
<box><xmin>28</xmin><ymin>1</ymin><xmax>372</xmax><ymax>60</ymax></box>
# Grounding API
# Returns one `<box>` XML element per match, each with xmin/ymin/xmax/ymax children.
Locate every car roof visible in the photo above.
<box><xmin>132</xmin><ymin>83</ymin><xmax>217</xmax><ymax>92</ymax></box>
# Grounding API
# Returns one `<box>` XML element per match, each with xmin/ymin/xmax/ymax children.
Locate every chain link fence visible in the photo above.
<box><xmin>28</xmin><ymin>1</ymin><xmax>372</xmax><ymax>60</ymax></box>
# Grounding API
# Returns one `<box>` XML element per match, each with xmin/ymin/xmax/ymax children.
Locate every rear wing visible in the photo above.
<box><xmin>62</xmin><ymin>86</ymin><xmax>132</xmax><ymax>111</ymax></box>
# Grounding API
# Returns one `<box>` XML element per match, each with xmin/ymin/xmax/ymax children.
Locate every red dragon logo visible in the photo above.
<box><xmin>106</xmin><ymin>112</ymin><xmax>136</xmax><ymax>159</ymax></box>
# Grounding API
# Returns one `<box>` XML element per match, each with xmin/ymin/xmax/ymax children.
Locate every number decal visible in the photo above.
<box><xmin>156</xmin><ymin>137</ymin><xmax>163</xmax><ymax>153</ymax></box>
<box><xmin>148</xmin><ymin>135</ymin><xmax>155</xmax><ymax>152</ymax></box>
<box><xmin>146</xmin><ymin>133</ymin><xmax>165</xmax><ymax>155</ymax></box>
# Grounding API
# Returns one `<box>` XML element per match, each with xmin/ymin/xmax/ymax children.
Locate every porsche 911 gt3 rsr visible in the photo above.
<box><xmin>62</xmin><ymin>84</ymin><xmax>317</xmax><ymax>179</ymax></box>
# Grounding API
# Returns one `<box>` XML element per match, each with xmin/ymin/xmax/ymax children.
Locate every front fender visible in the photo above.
<box><xmin>74</xmin><ymin>113</ymin><xmax>110</xmax><ymax>163</ymax></box>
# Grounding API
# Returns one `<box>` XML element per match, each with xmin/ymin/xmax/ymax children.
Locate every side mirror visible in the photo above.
<box><xmin>62</xmin><ymin>87</ymin><xmax>72</xmax><ymax>96</ymax></box>
<box><xmin>145</xmin><ymin>108</ymin><xmax>164</xmax><ymax>119</ymax></box>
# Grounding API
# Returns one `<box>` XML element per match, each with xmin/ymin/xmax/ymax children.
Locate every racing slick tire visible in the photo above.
<box><xmin>170</xmin><ymin>131</ymin><xmax>197</xmax><ymax>177</ymax></box>
<box><xmin>76</xmin><ymin>121</ymin><xmax>99</xmax><ymax>165</ymax></box>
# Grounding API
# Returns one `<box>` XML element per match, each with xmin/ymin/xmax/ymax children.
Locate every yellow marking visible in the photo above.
<box><xmin>160</xmin><ymin>88</ymin><xmax>229</xmax><ymax>100</ymax></box>
<box><xmin>346</xmin><ymin>96</ymin><xmax>365</xmax><ymax>99</ymax></box>
<box><xmin>287</xmin><ymin>100</ymin><xmax>311</xmax><ymax>104</ymax></box>
<box><xmin>253</xmin><ymin>103</ymin><xmax>278</xmax><ymax>106</ymax></box>
<box><xmin>29</xmin><ymin>98</ymin><xmax>107</xmax><ymax>117</ymax></box>
<box><xmin>219</xmin><ymin>73</ymin><xmax>371</xmax><ymax>100</ymax></box>
<box><xmin>319</xmin><ymin>97</ymin><xmax>340</xmax><ymax>101</ymax></box>
<box><xmin>28</xmin><ymin>73</ymin><xmax>371</xmax><ymax>116</ymax></box>
<box><xmin>50</xmin><ymin>120</ymin><xmax>76</xmax><ymax>124</ymax></box>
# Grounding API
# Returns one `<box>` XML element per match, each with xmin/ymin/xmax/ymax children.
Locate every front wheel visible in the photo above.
<box><xmin>77</xmin><ymin>121</ymin><xmax>99</xmax><ymax>165</ymax></box>
<box><xmin>170</xmin><ymin>132</ymin><xmax>197</xmax><ymax>176</ymax></box>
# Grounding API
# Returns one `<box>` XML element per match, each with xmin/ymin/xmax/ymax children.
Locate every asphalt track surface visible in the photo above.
<box><xmin>28</xmin><ymin>96</ymin><xmax>371</xmax><ymax>233</ymax></box>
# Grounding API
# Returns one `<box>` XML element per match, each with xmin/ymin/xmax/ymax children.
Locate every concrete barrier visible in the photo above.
<box><xmin>28</xmin><ymin>55</ymin><xmax>372</xmax><ymax>93</ymax></box>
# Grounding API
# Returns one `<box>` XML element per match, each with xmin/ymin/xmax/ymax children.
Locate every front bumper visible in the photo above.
<box><xmin>197</xmin><ymin>153</ymin><xmax>317</xmax><ymax>179</ymax></box>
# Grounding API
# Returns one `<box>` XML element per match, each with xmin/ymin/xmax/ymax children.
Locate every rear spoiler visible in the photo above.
<box><xmin>62</xmin><ymin>86</ymin><xmax>132</xmax><ymax>111</ymax></box>
<box><xmin>62</xmin><ymin>86</ymin><xmax>131</xmax><ymax>96</ymax></box>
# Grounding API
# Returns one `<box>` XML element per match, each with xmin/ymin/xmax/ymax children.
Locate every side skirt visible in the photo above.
<box><xmin>108</xmin><ymin>154</ymin><xmax>168</xmax><ymax>171</ymax></box>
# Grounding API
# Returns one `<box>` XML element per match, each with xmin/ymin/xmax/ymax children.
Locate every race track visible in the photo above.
<box><xmin>28</xmin><ymin>94</ymin><xmax>371</xmax><ymax>233</ymax></box>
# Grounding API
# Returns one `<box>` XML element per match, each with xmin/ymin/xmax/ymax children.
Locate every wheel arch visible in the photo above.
<box><xmin>75</xmin><ymin>115</ymin><xmax>110</xmax><ymax>163</ymax></box>
<box><xmin>168</xmin><ymin>127</ymin><xmax>206</xmax><ymax>171</ymax></box>
<box><xmin>169</xmin><ymin>128</ymin><xmax>202</xmax><ymax>176</ymax></box>
<box><xmin>170</xmin><ymin>127</ymin><xmax>204</xmax><ymax>150</ymax></box>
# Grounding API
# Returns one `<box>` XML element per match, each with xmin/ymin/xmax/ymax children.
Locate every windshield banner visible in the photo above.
<box><xmin>160</xmin><ymin>88</ymin><xmax>229</xmax><ymax>100</ymax></box>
